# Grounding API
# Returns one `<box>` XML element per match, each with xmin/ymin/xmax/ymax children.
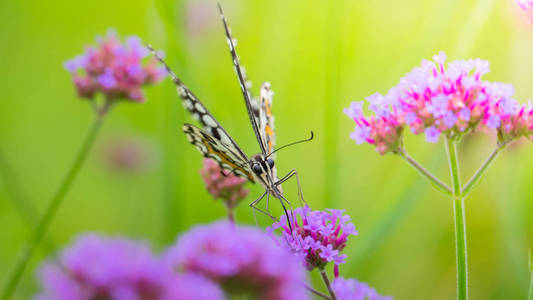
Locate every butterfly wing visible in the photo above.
<box><xmin>218</xmin><ymin>5</ymin><xmax>268</xmax><ymax>155</ymax></box>
<box><xmin>183</xmin><ymin>123</ymin><xmax>255</xmax><ymax>182</ymax></box>
<box><xmin>147</xmin><ymin>46</ymin><xmax>249</xmax><ymax>163</ymax></box>
<box><xmin>258</xmin><ymin>82</ymin><xmax>276</xmax><ymax>158</ymax></box>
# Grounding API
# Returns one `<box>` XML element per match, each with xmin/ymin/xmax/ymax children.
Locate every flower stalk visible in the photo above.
<box><xmin>0</xmin><ymin>113</ymin><xmax>107</xmax><ymax>300</ymax></box>
<box><xmin>395</xmin><ymin>147</ymin><xmax>452</xmax><ymax>195</ymax></box>
<box><xmin>446</xmin><ymin>139</ymin><xmax>468</xmax><ymax>300</ymax></box>
<box><xmin>320</xmin><ymin>268</ymin><xmax>337</xmax><ymax>300</ymax></box>
<box><xmin>461</xmin><ymin>141</ymin><xmax>508</xmax><ymax>196</ymax></box>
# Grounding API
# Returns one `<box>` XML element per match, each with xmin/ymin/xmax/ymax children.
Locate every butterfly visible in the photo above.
<box><xmin>147</xmin><ymin>4</ymin><xmax>312</xmax><ymax>222</ymax></box>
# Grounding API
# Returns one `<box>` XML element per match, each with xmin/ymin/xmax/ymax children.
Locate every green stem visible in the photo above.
<box><xmin>396</xmin><ymin>148</ymin><xmax>452</xmax><ymax>195</ymax></box>
<box><xmin>299</xmin><ymin>281</ymin><xmax>332</xmax><ymax>300</ymax></box>
<box><xmin>529</xmin><ymin>274</ymin><xmax>533</xmax><ymax>300</ymax></box>
<box><xmin>1</xmin><ymin>114</ymin><xmax>106</xmax><ymax>300</ymax></box>
<box><xmin>461</xmin><ymin>142</ymin><xmax>507</xmax><ymax>196</ymax></box>
<box><xmin>319</xmin><ymin>268</ymin><xmax>337</xmax><ymax>300</ymax></box>
<box><xmin>528</xmin><ymin>250</ymin><xmax>533</xmax><ymax>300</ymax></box>
<box><xmin>445</xmin><ymin>139</ymin><xmax>468</xmax><ymax>300</ymax></box>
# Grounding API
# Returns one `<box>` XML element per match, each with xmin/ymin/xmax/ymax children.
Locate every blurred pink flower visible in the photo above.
<box><xmin>164</xmin><ymin>221</ymin><xmax>309</xmax><ymax>300</ymax></box>
<box><xmin>200</xmin><ymin>158</ymin><xmax>249</xmax><ymax>209</ymax></box>
<box><xmin>64</xmin><ymin>29</ymin><xmax>165</xmax><ymax>104</ymax></box>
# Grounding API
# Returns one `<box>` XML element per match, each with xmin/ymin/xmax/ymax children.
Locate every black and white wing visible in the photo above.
<box><xmin>183</xmin><ymin>124</ymin><xmax>255</xmax><ymax>182</ymax></box>
<box><xmin>217</xmin><ymin>4</ymin><xmax>268</xmax><ymax>156</ymax></box>
<box><xmin>147</xmin><ymin>45</ymin><xmax>249</xmax><ymax>162</ymax></box>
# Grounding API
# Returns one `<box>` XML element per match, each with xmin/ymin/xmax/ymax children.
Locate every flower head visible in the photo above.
<box><xmin>344</xmin><ymin>52</ymin><xmax>528</xmax><ymax>152</ymax></box>
<box><xmin>164</xmin><ymin>221</ymin><xmax>308</xmax><ymax>300</ymax></box>
<box><xmin>200</xmin><ymin>158</ymin><xmax>249</xmax><ymax>208</ymax></box>
<box><xmin>516</xmin><ymin>0</ymin><xmax>533</xmax><ymax>22</ymax></box>
<box><xmin>267</xmin><ymin>206</ymin><xmax>357</xmax><ymax>271</ymax></box>
<box><xmin>332</xmin><ymin>277</ymin><xmax>393</xmax><ymax>300</ymax></box>
<box><xmin>34</xmin><ymin>234</ymin><xmax>168</xmax><ymax>300</ymax></box>
<box><xmin>64</xmin><ymin>30</ymin><xmax>165</xmax><ymax>104</ymax></box>
<box><xmin>35</xmin><ymin>234</ymin><xmax>226</xmax><ymax>300</ymax></box>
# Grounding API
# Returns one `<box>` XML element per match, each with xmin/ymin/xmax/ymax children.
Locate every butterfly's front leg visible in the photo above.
<box><xmin>275</xmin><ymin>169</ymin><xmax>307</xmax><ymax>208</ymax></box>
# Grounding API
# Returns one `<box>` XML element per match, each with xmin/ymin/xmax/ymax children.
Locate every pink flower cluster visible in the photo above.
<box><xmin>64</xmin><ymin>30</ymin><xmax>165</xmax><ymax>103</ymax></box>
<box><xmin>200</xmin><ymin>158</ymin><xmax>249</xmax><ymax>208</ymax></box>
<box><xmin>164</xmin><ymin>221</ymin><xmax>308</xmax><ymax>300</ymax></box>
<box><xmin>34</xmin><ymin>234</ymin><xmax>225</xmax><ymax>300</ymax></box>
<box><xmin>516</xmin><ymin>0</ymin><xmax>533</xmax><ymax>21</ymax></box>
<box><xmin>267</xmin><ymin>206</ymin><xmax>357</xmax><ymax>272</ymax></box>
<box><xmin>332</xmin><ymin>277</ymin><xmax>392</xmax><ymax>300</ymax></box>
<box><xmin>344</xmin><ymin>52</ymin><xmax>533</xmax><ymax>154</ymax></box>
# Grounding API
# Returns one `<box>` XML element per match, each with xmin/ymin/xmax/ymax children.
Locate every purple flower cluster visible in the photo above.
<box><xmin>516</xmin><ymin>0</ymin><xmax>533</xmax><ymax>21</ymax></box>
<box><xmin>64</xmin><ymin>30</ymin><xmax>165</xmax><ymax>103</ymax></box>
<box><xmin>164</xmin><ymin>221</ymin><xmax>308</xmax><ymax>300</ymax></box>
<box><xmin>34</xmin><ymin>234</ymin><xmax>225</xmax><ymax>300</ymax></box>
<box><xmin>344</xmin><ymin>52</ymin><xmax>533</xmax><ymax>154</ymax></box>
<box><xmin>200</xmin><ymin>158</ymin><xmax>249</xmax><ymax>208</ymax></box>
<box><xmin>267</xmin><ymin>206</ymin><xmax>357</xmax><ymax>272</ymax></box>
<box><xmin>332</xmin><ymin>277</ymin><xmax>393</xmax><ymax>300</ymax></box>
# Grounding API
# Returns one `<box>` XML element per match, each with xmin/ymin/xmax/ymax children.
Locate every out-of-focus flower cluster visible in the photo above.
<box><xmin>344</xmin><ymin>52</ymin><xmax>533</xmax><ymax>154</ymax></box>
<box><xmin>34</xmin><ymin>234</ymin><xmax>225</xmax><ymax>300</ymax></box>
<box><xmin>267</xmin><ymin>206</ymin><xmax>357</xmax><ymax>272</ymax></box>
<box><xmin>332</xmin><ymin>277</ymin><xmax>392</xmax><ymax>300</ymax></box>
<box><xmin>35</xmin><ymin>223</ymin><xmax>308</xmax><ymax>300</ymax></box>
<box><xmin>164</xmin><ymin>221</ymin><xmax>308</xmax><ymax>300</ymax></box>
<box><xmin>200</xmin><ymin>158</ymin><xmax>249</xmax><ymax>208</ymax></box>
<box><xmin>64</xmin><ymin>30</ymin><xmax>165</xmax><ymax>103</ymax></box>
<box><xmin>516</xmin><ymin>0</ymin><xmax>533</xmax><ymax>22</ymax></box>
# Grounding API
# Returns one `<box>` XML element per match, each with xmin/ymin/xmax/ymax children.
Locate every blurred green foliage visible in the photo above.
<box><xmin>1</xmin><ymin>0</ymin><xmax>532</xmax><ymax>299</ymax></box>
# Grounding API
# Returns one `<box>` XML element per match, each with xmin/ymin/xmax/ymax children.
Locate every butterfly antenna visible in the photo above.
<box><xmin>145</xmin><ymin>44</ymin><xmax>183</xmax><ymax>85</ymax></box>
<box><xmin>266</xmin><ymin>131</ymin><xmax>314</xmax><ymax>158</ymax></box>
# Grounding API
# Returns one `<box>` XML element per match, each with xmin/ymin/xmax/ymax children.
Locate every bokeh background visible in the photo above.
<box><xmin>1</xmin><ymin>0</ymin><xmax>533</xmax><ymax>299</ymax></box>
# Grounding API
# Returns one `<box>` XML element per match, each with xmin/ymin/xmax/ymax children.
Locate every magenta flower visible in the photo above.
<box><xmin>64</xmin><ymin>29</ymin><xmax>165</xmax><ymax>104</ymax></box>
<box><xmin>267</xmin><ymin>206</ymin><xmax>357</xmax><ymax>272</ymax></box>
<box><xmin>34</xmin><ymin>234</ymin><xmax>168</xmax><ymax>300</ymax></box>
<box><xmin>332</xmin><ymin>277</ymin><xmax>393</xmax><ymax>300</ymax></box>
<box><xmin>34</xmin><ymin>234</ymin><xmax>226</xmax><ymax>300</ymax></box>
<box><xmin>200</xmin><ymin>158</ymin><xmax>249</xmax><ymax>208</ymax></box>
<box><xmin>164</xmin><ymin>221</ymin><xmax>309</xmax><ymax>300</ymax></box>
<box><xmin>344</xmin><ymin>52</ymin><xmax>523</xmax><ymax>153</ymax></box>
<box><xmin>516</xmin><ymin>0</ymin><xmax>533</xmax><ymax>21</ymax></box>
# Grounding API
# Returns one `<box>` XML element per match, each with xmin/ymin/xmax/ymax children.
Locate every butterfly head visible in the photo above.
<box><xmin>250</xmin><ymin>154</ymin><xmax>276</xmax><ymax>188</ymax></box>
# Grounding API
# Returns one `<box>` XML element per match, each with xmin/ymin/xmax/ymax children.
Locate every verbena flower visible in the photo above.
<box><xmin>34</xmin><ymin>234</ymin><xmax>168</xmax><ymax>300</ymax></box>
<box><xmin>164</xmin><ymin>221</ymin><xmax>308</xmax><ymax>300</ymax></box>
<box><xmin>200</xmin><ymin>158</ymin><xmax>249</xmax><ymax>209</ymax></box>
<box><xmin>267</xmin><ymin>206</ymin><xmax>357</xmax><ymax>272</ymax></box>
<box><xmin>161</xmin><ymin>273</ymin><xmax>226</xmax><ymax>300</ymax></box>
<box><xmin>516</xmin><ymin>0</ymin><xmax>533</xmax><ymax>21</ymax></box>
<box><xmin>344</xmin><ymin>52</ymin><xmax>528</xmax><ymax>154</ymax></box>
<box><xmin>64</xmin><ymin>29</ymin><xmax>165</xmax><ymax>104</ymax></box>
<box><xmin>34</xmin><ymin>234</ymin><xmax>226</xmax><ymax>300</ymax></box>
<box><xmin>332</xmin><ymin>277</ymin><xmax>393</xmax><ymax>300</ymax></box>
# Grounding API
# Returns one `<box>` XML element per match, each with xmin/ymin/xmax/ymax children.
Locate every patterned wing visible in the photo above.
<box><xmin>258</xmin><ymin>82</ymin><xmax>276</xmax><ymax>158</ymax></box>
<box><xmin>147</xmin><ymin>45</ymin><xmax>249</xmax><ymax>162</ymax></box>
<box><xmin>217</xmin><ymin>4</ymin><xmax>268</xmax><ymax>155</ymax></box>
<box><xmin>183</xmin><ymin>123</ymin><xmax>255</xmax><ymax>182</ymax></box>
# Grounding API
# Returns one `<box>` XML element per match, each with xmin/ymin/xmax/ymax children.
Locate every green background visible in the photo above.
<box><xmin>1</xmin><ymin>0</ymin><xmax>532</xmax><ymax>299</ymax></box>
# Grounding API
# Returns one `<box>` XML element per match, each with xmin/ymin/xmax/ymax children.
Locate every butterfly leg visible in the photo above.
<box><xmin>275</xmin><ymin>169</ymin><xmax>307</xmax><ymax>208</ymax></box>
<box><xmin>249</xmin><ymin>190</ymin><xmax>276</xmax><ymax>221</ymax></box>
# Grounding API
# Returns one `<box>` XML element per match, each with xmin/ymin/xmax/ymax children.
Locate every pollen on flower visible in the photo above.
<box><xmin>64</xmin><ymin>29</ymin><xmax>166</xmax><ymax>103</ymax></box>
<box><xmin>344</xmin><ymin>52</ymin><xmax>532</xmax><ymax>151</ymax></box>
<box><xmin>267</xmin><ymin>206</ymin><xmax>357</xmax><ymax>271</ymax></box>
<box><xmin>200</xmin><ymin>158</ymin><xmax>249</xmax><ymax>208</ymax></box>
